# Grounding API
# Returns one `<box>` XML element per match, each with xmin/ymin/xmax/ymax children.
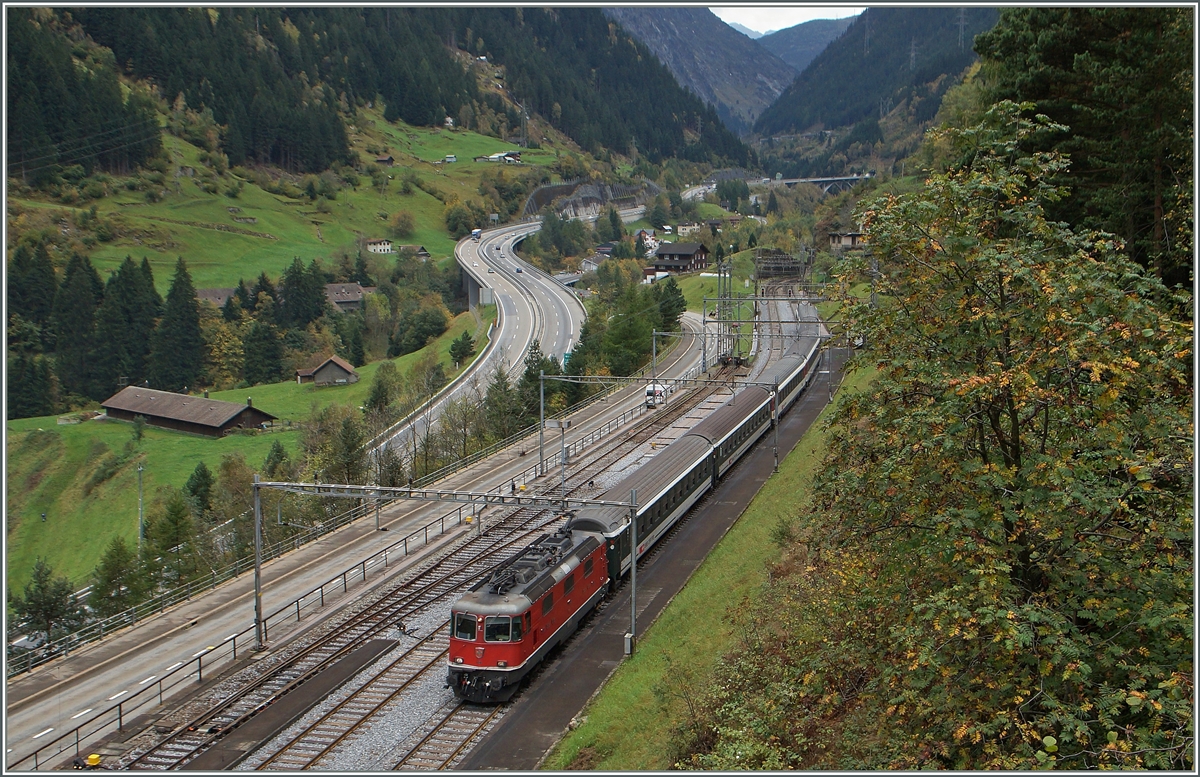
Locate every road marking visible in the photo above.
<box><xmin>70</xmin><ymin>709</ymin><xmax>93</xmax><ymax>719</ymax></box>
<box><xmin>138</xmin><ymin>675</ymin><xmax>156</xmax><ymax>685</ymax></box>
<box><xmin>165</xmin><ymin>662</ymin><xmax>184</xmax><ymax>671</ymax></box>
<box><xmin>32</xmin><ymin>728</ymin><xmax>53</xmax><ymax>739</ymax></box>
<box><xmin>107</xmin><ymin>690</ymin><xmax>127</xmax><ymax>700</ymax></box>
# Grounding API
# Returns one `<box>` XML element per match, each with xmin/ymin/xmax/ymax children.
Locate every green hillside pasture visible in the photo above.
<box><xmin>4</xmin><ymin>417</ymin><xmax>302</xmax><ymax>593</ymax></box>
<box><xmin>674</xmin><ymin>250</ymin><xmax>756</xmax><ymax>312</ymax></box>
<box><xmin>542</xmin><ymin>364</ymin><xmax>877</xmax><ymax>770</ymax></box>
<box><xmin>4</xmin><ymin>304</ymin><xmax>494</xmax><ymax>591</ymax></box>
<box><xmin>206</xmin><ymin>305</ymin><xmax>495</xmax><ymax>421</ymax></box>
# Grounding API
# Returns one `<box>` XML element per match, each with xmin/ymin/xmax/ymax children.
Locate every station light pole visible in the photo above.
<box><xmin>253</xmin><ymin>475</ymin><xmax>265</xmax><ymax>651</ymax></box>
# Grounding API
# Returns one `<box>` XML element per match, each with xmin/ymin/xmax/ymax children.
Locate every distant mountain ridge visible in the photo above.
<box><xmin>757</xmin><ymin>16</ymin><xmax>857</xmax><ymax>73</ymax></box>
<box><xmin>756</xmin><ymin>7</ymin><xmax>999</xmax><ymax>135</ymax></box>
<box><xmin>603</xmin><ymin>7</ymin><xmax>796</xmax><ymax>136</ymax></box>
<box><xmin>727</xmin><ymin>21</ymin><xmax>763</xmax><ymax>38</ymax></box>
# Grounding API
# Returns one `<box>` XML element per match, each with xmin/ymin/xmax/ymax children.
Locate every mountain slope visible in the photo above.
<box><xmin>603</xmin><ymin>7</ymin><xmax>796</xmax><ymax>136</ymax></box>
<box><xmin>727</xmin><ymin>22</ymin><xmax>763</xmax><ymax>39</ymax></box>
<box><xmin>757</xmin><ymin>16</ymin><xmax>856</xmax><ymax>73</ymax></box>
<box><xmin>756</xmin><ymin>7</ymin><xmax>998</xmax><ymax>135</ymax></box>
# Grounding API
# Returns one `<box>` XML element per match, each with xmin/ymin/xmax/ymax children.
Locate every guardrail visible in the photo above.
<box><xmin>6</xmin><ymin>325</ymin><xmax>693</xmax><ymax>680</ymax></box>
<box><xmin>5</xmin><ymin>376</ymin><xmax>668</xmax><ymax>771</ymax></box>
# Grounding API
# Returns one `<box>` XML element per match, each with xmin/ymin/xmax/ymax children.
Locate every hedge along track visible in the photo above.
<box><xmin>121</xmin><ymin>357</ymin><xmax>753</xmax><ymax>771</ymax></box>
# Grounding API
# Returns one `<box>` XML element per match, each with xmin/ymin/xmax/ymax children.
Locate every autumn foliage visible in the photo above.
<box><xmin>679</xmin><ymin>104</ymin><xmax>1193</xmax><ymax>769</ymax></box>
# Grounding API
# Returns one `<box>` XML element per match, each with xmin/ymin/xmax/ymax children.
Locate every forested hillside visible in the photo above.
<box><xmin>21</xmin><ymin>7</ymin><xmax>747</xmax><ymax>176</ymax></box>
<box><xmin>756</xmin><ymin>16</ymin><xmax>855</xmax><ymax>74</ymax></box>
<box><xmin>602</xmin><ymin>7</ymin><xmax>796</xmax><ymax>136</ymax></box>
<box><xmin>755</xmin><ymin>7</ymin><xmax>998</xmax><ymax>135</ymax></box>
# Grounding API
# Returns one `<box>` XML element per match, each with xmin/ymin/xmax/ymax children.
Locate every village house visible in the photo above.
<box><xmin>394</xmin><ymin>245</ymin><xmax>432</xmax><ymax>260</ymax></box>
<box><xmin>296</xmin><ymin>355</ymin><xmax>360</xmax><ymax>386</ymax></box>
<box><xmin>650</xmin><ymin>242</ymin><xmax>710</xmax><ymax>274</ymax></box>
<box><xmin>366</xmin><ymin>238</ymin><xmax>394</xmax><ymax>254</ymax></box>
<box><xmin>195</xmin><ymin>288</ymin><xmax>235</xmax><ymax>308</ymax></box>
<box><xmin>829</xmin><ymin>232</ymin><xmax>866</xmax><ymax>251</ymax></box>
<box><xmin>325</xmin><ymin>283</ymin><xmax>377</xmax><ymax>313</ymax></box>
<box><xmin>676</xmin><ymin>222</ymin><xmax>703</xmax><ymax>237</ymax></box>
<box><xmin>101</xmin><ymin>387</ymin><xmax>277</xmax><ymax>438</ymax></box>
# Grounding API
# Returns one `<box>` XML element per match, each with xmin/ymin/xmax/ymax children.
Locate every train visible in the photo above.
<box><xmin>447</xmin><ymin>339</ymin><xmax>822</xmax><ymax>703</ymax></box>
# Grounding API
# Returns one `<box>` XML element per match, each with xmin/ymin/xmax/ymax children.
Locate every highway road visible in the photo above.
<box><xmin>4</xmin><ymin>316</ymin><xmax>704</xmax><ymax>772</ymax></box>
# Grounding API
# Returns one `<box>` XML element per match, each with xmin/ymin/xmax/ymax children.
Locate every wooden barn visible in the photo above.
<box><xmin>296</xmin><ymin>355</ymin><xmax>359</xmax><ymax>386</ymax></box>
<box><xmin>101</xmin><ymin>387</ymin><xmax>277</xmax><ymax>438</ymax></box>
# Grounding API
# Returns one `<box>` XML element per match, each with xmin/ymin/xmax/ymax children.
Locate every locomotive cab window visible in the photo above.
<box><xmin>453</xmin><ymin>612</ymin><xmax>477</xmax><ymax>641</ymax></box>
<box><xmin>484</xmin><ymin>615</ymin><xmax>512</xmax><ymax>642</ymax></box>
<box><xmin>511</xmin><ymin>615</ymin><xmax>523</xmax><ymax>641</ymax></box>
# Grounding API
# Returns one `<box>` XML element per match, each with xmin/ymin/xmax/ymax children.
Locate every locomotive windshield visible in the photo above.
<box><xmin>484</xmin><ymin>616</ymin><xmax>511</xmax><ymax>642</ymax></box>
<box><xmin>453</xmin><ymin>612</ymin><xmax>477</xmax><ymax>640</ymax></box>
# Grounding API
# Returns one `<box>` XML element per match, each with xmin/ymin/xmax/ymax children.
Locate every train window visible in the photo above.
<box><xmin>564</xmin><ymin>572</ymin><xmax>575</xmax><ymax>594</ymax></box>
<box><xmin>453</xmin><ymin>612</ymin><xmax>477</xmax><ymax>641</ymax></box>
<box><xmin>511</xmin><ymin>615</ymin><xmax>523</xmax><ymax>641</ymax></box>
<box><xmin>542</xmin><ymin>592</ymin><xmax>554</xmax><ymax>615</ymax></box>
<box><xmin>484</xmin><ymin>616</ymin><xmax>512</xmax><ymax>642</ymax></box>
<box><xmin>584</xmin><ymin>557</ymin><xmax>594</xmax><ymax>577</ymax></box>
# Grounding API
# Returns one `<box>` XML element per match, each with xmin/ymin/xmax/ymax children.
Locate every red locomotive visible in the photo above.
<box><xmin>447</xmin><ymin>526</ymin><xmax>609</xmax><ymax>703</ymax></box>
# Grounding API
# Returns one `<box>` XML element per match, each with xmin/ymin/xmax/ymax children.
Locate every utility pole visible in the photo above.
<box><xmin>539</xmin><ymin>371</ymin><xmax>545</xmax><ymax>476</ymax></box>
<box><xmin>137</xmin><ymin>463</ymin><xmax>145</xmax><ymax>551</ymax></box>
<box><xmin>626</xmin><ymin>488</ymin><xmax>638</xmax><ymax>656</ymax></box>
<box><xmin>253</xmin><ymin>475</ymin><xmax>265</xmax><ymax>651</ymax></box>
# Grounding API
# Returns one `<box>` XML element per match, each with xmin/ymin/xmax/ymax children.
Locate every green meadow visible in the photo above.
<box><xmin>4</xmin><ymin>304</ymin><xmax>494</xmax><ymax>592</ymax></box>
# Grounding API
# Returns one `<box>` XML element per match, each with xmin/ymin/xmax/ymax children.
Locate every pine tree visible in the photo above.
<box><xmin>139</xmin><ymin>257</ymin><xmax>162</xmax><ymax>316</ymax></box>
<box><xmin>349</xmin><ymin>324</ymin><xmax>366</xmax><ymax>367</ymax></box>
<box><xmin>147</xmin><ymin>258</ymin><xmax>204</xmax><ymax>392</ymax></box>
<box><xmin>262</xmin><ymin>439</ymin><xmax>291</xmax><ymax>479</ymax></box>
<box><xmin>145</xmin><ymin>490</ymin><xmax>196</xmax><ymax>586</ymax></box>
<box><xmin>7</xmin><ymin>243</ymin><xmax>57</xmax><ymax>332</ymax></box>
<box><xmin>6</xmin><ymin>352</ymin><xmax>55</xmax><ymax>419</ymax></box>
<box><xmin>325</xmin><ymin>414</ymin><xmax>368</xmax><ymax>485</ymax></box>
<box><xmin>92</xmin><ymin>257</ymin><xmax>157</xmax><ymax>397</ymax></box>
<box><xmin>184</xmin><ymin>461</ymin><xmax>214</xmax><ymax>516</ymax></box>
<box><xmin>9</xmin><ymin>558</ymin><xmax>85</xmax><ymax>639</ymax></box>
<box><xmin>449</xmin><ymin>330</ymin><xmax>475</xmax><ymax>367</ymax></box>
<box><xmin>242</xmin><ymin>321</ymin><xmax>283</xmax><ymax>386</ymax></box>
<box><xmin>50</xmin><ymin>254</ymin><xmax>101</xmax><ymax>399</ymax></box>
<box><xmin>90</xmin><ymin>536</ymin><xmax>147</xmax><ymax>618</ymax></box>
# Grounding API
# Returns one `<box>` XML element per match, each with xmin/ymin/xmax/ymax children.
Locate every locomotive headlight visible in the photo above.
<box><xmin>454</xmin><ymin>657</ymin><xmax>464</xmax><ymax>664</ymax></box>
<box><xmin>498</xmin><ymin>660</ymin><xmax>508</xmax><ymax>667</ymax></box>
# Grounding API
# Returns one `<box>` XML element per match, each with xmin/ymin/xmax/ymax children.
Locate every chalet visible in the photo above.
<box><xmin>829</xmin><ymin>232</ymin><xmax>866</xmax><ymax>250</ymax></box>
<box><xmin>366</xmin><ymin>238</ymin><xmax>394</xmax><ymax>254</ymax></box>
<box><xmin>196</xmin><ymin>288</ymin><xmax>235</xmax><ymax>309</ymax></box>
<box><xmin>325</xmin><ymin>283</ymin><xmax>377</xmax><ymax>312</ymax></box>
<box><xmin>101</xmin><ymin>387</ymin><xmax>276</xmax><ymax>438</ymax></box>
<box><xmin>296</xmin><ymin>355</ymin><xmax>359</xmax><ymax>386</ymax></box>
<box><xmin>651</xmin><ymin>242</ymin><xmax>710</xmax><ymax>274</ymax></box>
<box><xmin>676</xmin><ymin>222</ymin><xmax>702</xmax><ymax>237</ymax></box>
<box><xmin>374</xmin><ymin>155</ymin><xmax>394</xmax><ymax>166</ymax></box>
<box><xmin>394</xmin><ymin>245</ymin><xmax>432</xmax><ymax>260</ymax></box>
<box><xmin>595</xmin><ymin>241</ymin><xmax>618</xmax><ymax>257</ymax></box>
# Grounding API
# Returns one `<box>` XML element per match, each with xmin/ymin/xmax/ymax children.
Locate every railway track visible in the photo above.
<box><xmin>254</xmin><ymin>629</ymin><xmax>449</xmax><ymax>770</ymax></box>
<box><xmin>392</xmin><ymin>703</ymin><xmax>502</xmax><ymax>770</ymax></box>
<box><xmin>118</xmin><ymin>365</ymin><xmax>737</xmax><ymax>770</ymax></box>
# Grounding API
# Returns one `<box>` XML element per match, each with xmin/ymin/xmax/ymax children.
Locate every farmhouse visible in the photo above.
<box><xmin>296</xmin><ymin>355</ymin><xmax>359</xmax><ymax>386</ymax></box>
<box><xmin>394</xmin><ymin>245</ymin><xmax>432</xmax><ymax>260</ymax></box>
<box><xmin>101</xmin><ymin>387</ymin><xmax>276</xmax><ymax>438</ymax></box>
<box><xmin>365</xmin><ymin>238</ymin><xmax>393</xmax><ymax>254</ymax></box>
<box><xmin>325</xmin><ymin>283</ymin><xmax>376</xmax><ymax>312</ymax></box>
<box><xmin>196</xmin><ymin>288</ymin><xmax>235</xmax><ymax>308</ymax></box>
<box><xmin>650</xmin><ymin>242</ymin><xmax>710</xmax><ymax>274</ymax></box>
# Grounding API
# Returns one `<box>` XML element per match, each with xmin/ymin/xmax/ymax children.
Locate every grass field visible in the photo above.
<box><xmin>10</xmin><ymin>107</ymin><xmax>557</xmax><ymax>294</ymax></box>
<box><xmin>541</xmin><ymin>364</ymin><xmax>876</xmax><ymax>770</ymax></box>
<box><xmin>4</xmin><ymin>304</ymin><xmax>495</xmax><ymax>592</ymax></box>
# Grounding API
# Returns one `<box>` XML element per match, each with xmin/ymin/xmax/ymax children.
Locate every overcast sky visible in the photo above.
<box><xmin>710</xmin><ymin>6</ymin><xmax>865</xmax><ymax>36</ymax></box>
